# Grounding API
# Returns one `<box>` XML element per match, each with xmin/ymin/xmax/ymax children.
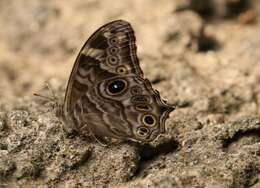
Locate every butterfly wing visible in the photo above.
<box><xmin>63</xmin><ymin>20</ymin><xmax>174</xmax><ymax>142</ymax></box>
<box><xmin>64</xmin><ymin>20</ymin><xmax>143</xmax><ymax>117</ymax></box>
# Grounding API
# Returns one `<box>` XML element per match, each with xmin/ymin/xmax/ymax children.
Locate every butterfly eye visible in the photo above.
<box><xmin>116</xmin><ymin>66</ymin><xmax>128</xmax><ymax>75</ymax></box>
<box><xmin>107</xmin><ymin>79</ymin><xmax>128</xmax><ymax>95</ymax></box>
<box><xmin>142</xmin><ymin>114</ymin><xmax>156</xmax><ymax>127</ymax></box>
<box><xmin>137</xmin><ymin>127</ymin><xmax>149</xmax><ymax>137</ymax></box>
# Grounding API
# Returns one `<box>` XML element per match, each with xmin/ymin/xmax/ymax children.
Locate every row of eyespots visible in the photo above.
<box><xmin>130</xmin><ymin>86</ymin><xmax>151</xmax><ymax>112</ymax></box>
<box><xmin>136</xmin><ymin>114</ymin><xmax>157</xmax><ymax>138</ymax></box>
<box><xmin>129</xmin><ymin>86</ymin><xmax>157</xmax><ymax>137</ymax></box>
<box><xmin>107</xmin><ymin>35</ymin><xmax>130</xmax><ymax>75</ymax></box>
<box><xmin>107</xmin><ymin>36</ymin><xmax>120</xmax><ymax>66</ymax></box>
<box><xmin>104</xmin><ymin>78</ymin><xmax>157</xmax><ymax>138</ymax></box>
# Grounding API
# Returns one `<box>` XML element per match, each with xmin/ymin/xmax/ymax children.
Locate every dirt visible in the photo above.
<box><xmin>0</xmin><ymin>0</ymin><xmax>260</xmax><ymax>187</ymax></box>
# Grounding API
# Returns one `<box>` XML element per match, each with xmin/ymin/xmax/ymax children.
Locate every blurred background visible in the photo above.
<box><xmin>0</xmin><ymin>1</ymin><xmax>260</xmax><ymax>187</ymax></box>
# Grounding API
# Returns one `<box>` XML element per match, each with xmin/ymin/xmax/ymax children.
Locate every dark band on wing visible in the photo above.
<box><xmin>78</xmin><ymin>54</ymin><xmax>100</xmax><ymax>67</ymax></box>
<box><xmin>89</xmin><ymin>34</ymin><xmax>109</xmax><ymax>50</ymax></box>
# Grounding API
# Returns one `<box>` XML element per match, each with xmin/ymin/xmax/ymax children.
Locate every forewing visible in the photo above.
<box><xmin>63</xmin><ymin>20</ymin><xmax>143</xmax><ymax>131</ymax></box>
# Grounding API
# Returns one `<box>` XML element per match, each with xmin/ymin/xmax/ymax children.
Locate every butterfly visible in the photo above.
<box><xmin>62</xmin><ymin>20</ymin><xmax>174</xmax><ymax>143</ymax></box>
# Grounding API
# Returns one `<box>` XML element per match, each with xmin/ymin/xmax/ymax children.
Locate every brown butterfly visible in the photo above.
<box><xmin>62</xmin><ymin>20</ymin><xmax>174</xmax><ymax>143</ymax></box>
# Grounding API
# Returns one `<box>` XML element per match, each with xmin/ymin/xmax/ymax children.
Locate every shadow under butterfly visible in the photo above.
<box><xmin>62</xmin><ymin>20</ymin><xmax>175</xmax><ymax>144</ymax></box>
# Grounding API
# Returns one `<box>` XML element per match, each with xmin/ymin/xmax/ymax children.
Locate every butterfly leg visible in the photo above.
<box><xmin>81</xmin><ymin>123</ymin><xmax>111</xmax><ymax>146</ymax></box>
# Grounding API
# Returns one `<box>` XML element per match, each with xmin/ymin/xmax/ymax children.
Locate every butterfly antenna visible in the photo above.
<box><xmin>45</xmin><ymin>81</ymin><xmax>58</xmax><ymax>100</ymax></box>
<box><xmin>33</xmin><ymin>81</ymin><xmax>58</xmax><ymax>102</ymax></box>
<box><xmin>33</xmin><ymin>93</ymin><xmax>54</xmax><ymax>101</ymax></box>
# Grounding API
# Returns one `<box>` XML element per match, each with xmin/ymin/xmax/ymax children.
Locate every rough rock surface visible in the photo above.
<box><xmin>0</xmin><ymin>0</ymin><xmax>259</xmax><ymax>187</ymax></box>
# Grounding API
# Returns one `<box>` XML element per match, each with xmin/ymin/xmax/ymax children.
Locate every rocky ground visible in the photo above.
<box><xmin>0</xmin><ymin>0</ymin><xmax>260</xmax><ymax>187</ymax></box>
